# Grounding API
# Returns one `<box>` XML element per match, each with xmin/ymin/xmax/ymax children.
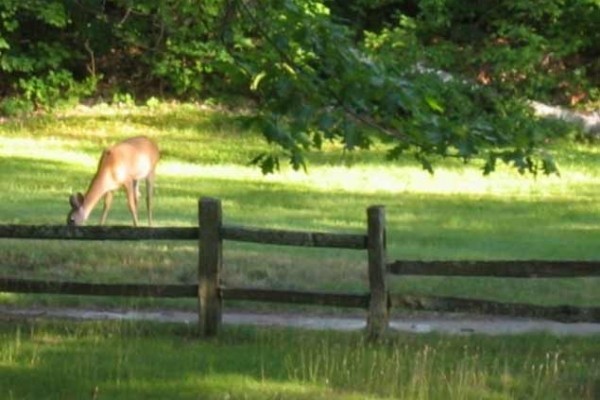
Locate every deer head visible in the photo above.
<box><xmin>67</xmin><ymin>192</ymin><xmax>87</xmax><ymax>226</ymax></box>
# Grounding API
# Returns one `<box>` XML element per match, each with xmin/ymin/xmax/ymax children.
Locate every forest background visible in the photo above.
<box><xmin>1</xmin><ymin>0</ymin><xmax>598</xmax><ymax>173</ymax></box>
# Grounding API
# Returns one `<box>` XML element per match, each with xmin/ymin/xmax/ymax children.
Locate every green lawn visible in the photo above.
<box><xmin>1</xmin><ymin>319</ymin><xmax>598</xmax><ymax>400</ymax></box>
<box><xmin>1</xmin><ymin>103</ymin><xmax>600</xmax><ymax>400</ymax></box>
<box><xmin>1</xmin><ymin>102</ymin><xmax>599</xmax><ymax>308</ymax></box>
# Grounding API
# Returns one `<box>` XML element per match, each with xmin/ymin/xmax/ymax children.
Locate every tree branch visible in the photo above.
<box><xmin>235</xmin><ymin>1</ymin><xmax>416</xmax><ymax>145</ymax></box>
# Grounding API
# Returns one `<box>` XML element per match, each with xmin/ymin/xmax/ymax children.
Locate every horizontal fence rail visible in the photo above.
<box><xmin>2</xmin><ymin>277</ymin><xmax>598</xmax><ymax>323</ymax></box>
<box><xmin>221</xmin><ymin>225</ymin><xmax>367</xmax><ymax>249</ymax></box>
<box><xmin>0</xmin><ymin>224</ymin><xmax>367</xmax><ymax>249</ymax></box>
<box><xmin>0</xmin><ymin>278</ymin><xmax>369</xmax><ymax>309</ymax></box>
<box><xmin>222</xmin><ymin>287</ymin><xmax>370</xmax><ymax>308</ymax></box>
<box><xmin>0</xmin><ymin>225</ymin><xmax>198</xmax><ymax>241</ymax></box>
<box><xmin>390</xmin><ymin>294</ymin><xmax>600</xmax><ymax>323</ymax></box>
<box><xmin>388</xmin><ymin>260</ymin><xmax>600</xmax><ymax>278</ymax></box>
<box><xmin>0</xmin><ymin>277</ymin><xmax>196</xmax><ymax>298</ymax></box>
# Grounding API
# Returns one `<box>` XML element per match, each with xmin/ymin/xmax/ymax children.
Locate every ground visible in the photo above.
<box><xmin>1</xmin><ymin>306</ymin><xmax>599</xmax><ymax>336</ymax></box>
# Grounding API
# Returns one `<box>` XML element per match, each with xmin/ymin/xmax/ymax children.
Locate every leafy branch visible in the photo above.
<box><xmin>225</xmin><ymin>0</ymin><xmax>558</xmax><ymax>175</ymax></box>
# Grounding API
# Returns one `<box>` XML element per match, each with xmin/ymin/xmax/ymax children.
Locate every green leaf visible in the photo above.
<box><xmin>483</xmin><ymin>155</ymin><xmax>497</xmax><ymax>175</ymax></box>
<box><xmin>249</xmin><ymin>152</ymin><xmax>280</xmax><ymax>174</ymax></box>
<box><xmin>260</xmin><ymin>154</ymin><xmax>280</xmax><ymax>174</ymax></box>
<box><xmin>289</xmin><ymin>149</ymin><xmax>306</xmax><ymax>171</ymax></box>
<box><xmin>312</xmin><ymin>131</ymin><xmax>323</xmax><ymax>149</ymax></box>
<box><xmin>415</xmin><ymin>153</ymin><xmax>434</xmax><ymax>174</ymax></box>
<box><xmin>386</xmin><ymin>143</ymin><xmax>410</xmax><ymax>160</ymax></box>
<box><xmin>317</xmin><ymin>113</ymin><xmax>336</xmax><ymax>131</ymax></box>
<box><xmin>250</xmin><ymin>71</ymin><xmax>267</xmax><ymax>91</ymax></box>
<box><xmin>541</xmin><ymin>154</ymin><xmax>559</xmax><ymax>176</ymax></box>
<box><xmin>249</xmin><ymin>153</ymin><xmax>266</xmax><ymax>166</ymax></box>
<box><xmin>425</xmin><ymin>96</ymin><xmax>444</xmax><ymax>113</ymax></box>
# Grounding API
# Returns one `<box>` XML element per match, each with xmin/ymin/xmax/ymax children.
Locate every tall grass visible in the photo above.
<box><xmin>1</xmin><ymin>320</ymin><xmax>598</xmax><ymax>399</ymax></box>
<box><xmin>285</xmin><ymin>334</ymin><xmax>599</xmax><ymax>399</ymax></box>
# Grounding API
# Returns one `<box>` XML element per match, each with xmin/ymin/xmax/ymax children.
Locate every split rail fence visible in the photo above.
<box><xmin>1</xmin><ymin>197</ymin><xmax>599</xmax><ymax>338</ymax></box>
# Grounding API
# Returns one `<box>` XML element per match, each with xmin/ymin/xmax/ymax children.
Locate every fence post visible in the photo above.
<box><xmin>366</xmin><ymin>205</ymin><xmax>388</xmax><ymax>340</ymax></box>
<box><xmin>198</xmin><ymin>197</ymin><xmax>223</xmax><ymax>337</ymax></box>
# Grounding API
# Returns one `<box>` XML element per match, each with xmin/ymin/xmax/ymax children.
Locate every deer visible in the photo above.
<box><xmin>67</xmin><ymin>136</ymin><xmax>160</xmax><ymax>227</ymax></box>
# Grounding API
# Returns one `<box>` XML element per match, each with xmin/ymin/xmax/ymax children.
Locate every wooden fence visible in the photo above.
<box><xmin>1</xmin><ymin>197</ymin><xmax>599</xmax><ymax>338</ymax></box>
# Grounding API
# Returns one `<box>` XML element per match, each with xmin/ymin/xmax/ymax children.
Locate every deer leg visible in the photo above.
<box><xmin>124</xmin><ymin>181</ymin><xmax>139</xmax><ymax>227</ymax></box>
<box><xmin>133</xmin><ymin>179</ymin><xmax>140</xmax><ymax>206</ymax></box>
<box><xmin>100</xmin><ymin>191</ymin><xmax>114</xmax><ymax>225</ymax></box>
<box><xmin>146</xmin><ymin>172</ymin><xmax>155</xmax><ymax>226</ymax></box>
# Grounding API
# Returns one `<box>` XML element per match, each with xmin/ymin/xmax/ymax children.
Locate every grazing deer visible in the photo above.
<box><xmin>67</xmin><ymin>136</ymin><xmax>160</xmax><ymax>226</ymax></box>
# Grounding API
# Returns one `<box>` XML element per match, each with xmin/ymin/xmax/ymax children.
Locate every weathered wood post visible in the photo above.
<box><xmin>366</xmin><ymin>205</ymin><xmax>388</xmax><ymax>340</ymax></box>
<box><xmin>198</xmin><ymin>197</ymin><xmax>223</xmax><ymax>337</ymax></box>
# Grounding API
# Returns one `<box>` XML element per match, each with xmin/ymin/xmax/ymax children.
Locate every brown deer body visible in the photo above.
<box><xmin>67</xmin><ymin>136</ymin><xmax>160</xmax><ymax>226</ymax></box>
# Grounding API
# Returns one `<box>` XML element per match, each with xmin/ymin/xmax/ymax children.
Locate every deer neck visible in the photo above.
<box><xmin>81</xmin><ymin>173</ymin><xmax>114</xmax><ymax>220</ymax></box>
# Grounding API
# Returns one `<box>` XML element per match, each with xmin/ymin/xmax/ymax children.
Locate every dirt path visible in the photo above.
<box><xmin>1</xmin><ymin>306</ymin><xmax>599</xmax><ymax>336</ymax></box>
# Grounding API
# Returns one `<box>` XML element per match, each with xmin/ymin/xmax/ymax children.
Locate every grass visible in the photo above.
<box><xmin>1</xmin><ymin>102</ymin><xmax>600</xmax><ymax>399</ymax></box>
<box><xmin>1</xmin><ymin>102</ymin><xmax>599</xmax><ymax>309</ymax></box>
<box><xmin>1</xmin><ymin>319</ymin><xmax>598</xmax><ymax>400</ymax></box>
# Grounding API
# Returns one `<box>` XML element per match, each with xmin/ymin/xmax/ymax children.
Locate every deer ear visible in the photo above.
<box><xmin>70</xmin><ymin>193</ymin><xmax>84</xmax><ymax>208</ymax></box>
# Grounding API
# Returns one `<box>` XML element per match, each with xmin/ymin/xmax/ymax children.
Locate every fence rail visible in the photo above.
<box><xmin>0</xmin><ymin>224</ymin><xmax>368</xmax><ymax>248</ymax></box>
<box><xmin>389</xmin><ymin>294</ymin><xmax>600</xmax><ymax>323</ymax></box>
<box><xmin>1</xmin><ymin>196</ymin><xmax>600</xmax><ymax>339</ymax></box>
<box><xmin>0</xmin><ymin>225</ymin><xmax>198</xmax><ymax>241</ymax></box>
<box><xmin>222</xmin><ymin>287</ymin><xmax>370</xmax><ymax>308</ymax></box>
<box><xmin>0</xmin><ymin>277</ymin><xmax>196</xmax><ymax>298</ymax></box>
<box><xmin>388</xmin><ymin>260</ymin><xmax>600</xmax><ymax>278</ymax></box>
